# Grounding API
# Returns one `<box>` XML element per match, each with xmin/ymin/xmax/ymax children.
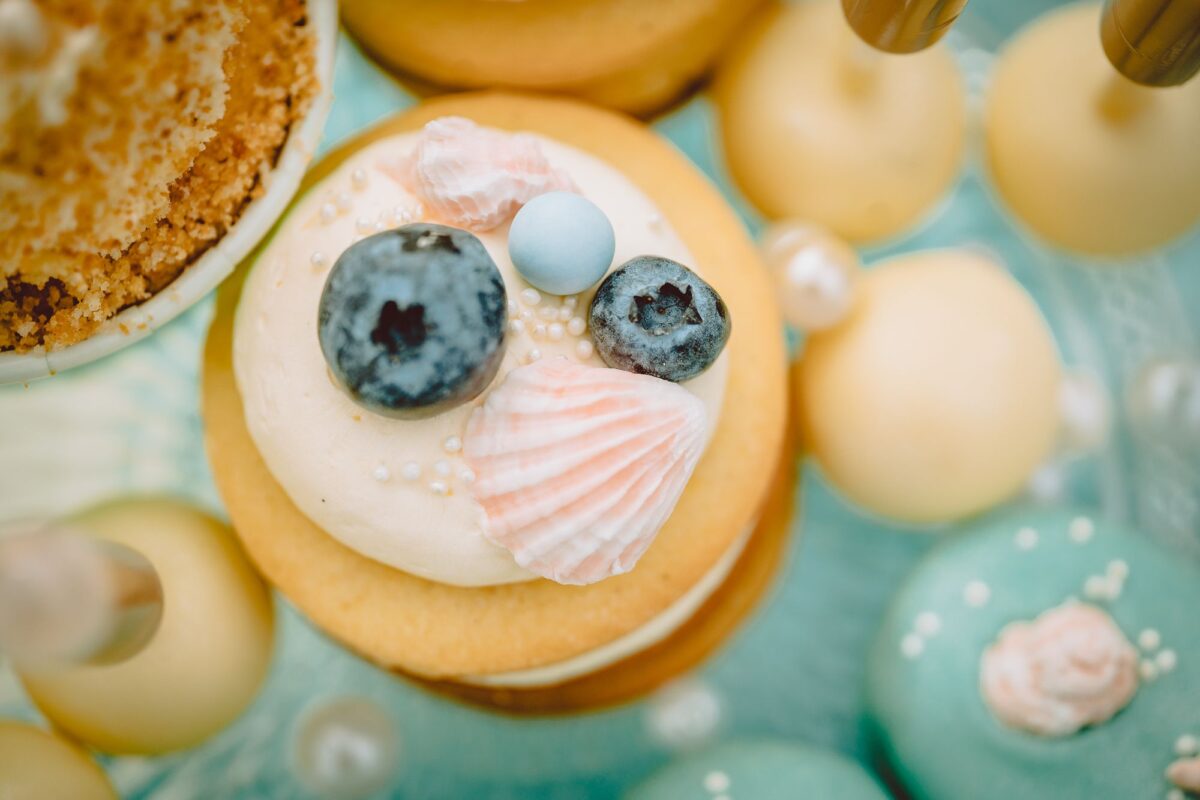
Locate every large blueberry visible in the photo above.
<box><xmin>589</xmin><ymin>256</ymin><xmax>731</xmax><ymax>383</ymax></box>
<box><xmin>317</xmin><ymin>224</ymin><xmax>507</xmax><ymax>418</ymax></box>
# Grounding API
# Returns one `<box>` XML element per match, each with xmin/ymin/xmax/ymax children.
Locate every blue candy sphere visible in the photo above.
<box><xmin>508</xmin><ymin>191</ymin><xmax>615</xmax><ymax>295</ymax></box>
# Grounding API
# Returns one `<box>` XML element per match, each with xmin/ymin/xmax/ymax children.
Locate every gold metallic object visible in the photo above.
<box><xmin>1102</xmin><ymin>0</ymin><xmax>1200</xmax><ymax>87</ymax></box>
<box><xmin>0</xmin><ymin>522</ymin><xmax>163</xmax><ymax>665</ymax></box>
<box><xmin>841</xmin><ymin>0</ymin><xmax>970</xmax><ymax>53</ymax></box>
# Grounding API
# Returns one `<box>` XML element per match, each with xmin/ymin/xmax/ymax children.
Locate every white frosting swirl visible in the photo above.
<box><xmin>980</xmin><ymin>601</ymin><xmax>1139</xmax><ymax>737</ymax></box>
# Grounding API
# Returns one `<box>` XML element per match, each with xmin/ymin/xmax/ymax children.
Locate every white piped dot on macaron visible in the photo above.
<box><xmin>915</xmin><ymin>612</ymin><xmax>942</xmax><ymax>637</ymax></box>
<box><xmin>1139</xmin><ymin>629</ymin><xmax>1162</xmax><ymax>651</ymax></box>
<box><xmin>443</xmin><ymin>436</ymin><xmax>462</xmax><ymax>454</ymax></box>
<box><xmin>1015</xmin><ymin>526</ymin><xmax>1039</xmax><ymax>550</ymax></box>
<box><xmin>964</xmin><ymin>581</ymin><xmax>991</xmax><ymax>608</ymax></box>
<box><xmin>901</xmin><ymin>634</ymin><xmax>925</xmax><ymax>659</ymax></box>
<box><xmin>1176</xmin><ymin>735</ymin><xmax>1200</xmax><ymax>757</ymax></box>
<box><xmin>1157</xmin><ymin>649</ymin><xmax>1178</xmax><ymax>673</ymax></box>
<box><xmin>1069</xmin><ymin>516</ymin><xmax>1095</xmax><ymax>543</ymax></box>
<box><xmin>1140</xmin><ymin>659</ymin><xmax>1159</xmax><ymax>681</ymax></box>
<box><xmin>401</xmin><ymin>462</ymin><xmax>421</xmax><ymax>481</ymax></box>
<box><xmin>372</xmin><ymin>465</ymin><xmax>390</xmax><ymax>482</ymax></box>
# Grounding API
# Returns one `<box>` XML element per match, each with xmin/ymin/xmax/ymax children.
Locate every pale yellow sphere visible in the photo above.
<box><xmin>19</xmin><ymin>499</ymin><xmax>275</xmax><ymax>755</ymax></box>
<box><xmin>0</xmin><ymin>721</ymin><xmax>115</xmax><ymax>800</ymax></box>
<box><xmin>762</xmin><ymin>222</ymin><xmax>861</xmax><ymax>332</ymax></box>
<box><xmin>986</xmin><ymin>3</ymin><xmax>1200</xmax><ymax>256</ymax></box>
<box><xmin>796</xmin><ymin>249</ymin><xmax>1061</xmax><ymax>523</ymax></box>
<box><xmin>716</xmin><ymin>0</ymin><xmax>966</xmax><ymax>243</ymax></box>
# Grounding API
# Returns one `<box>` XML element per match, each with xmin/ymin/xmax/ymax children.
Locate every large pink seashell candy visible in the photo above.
<box><xmin>389</xmin><ymin>117</ymin><xmax>575</xmax><ymax>231</ymax></box>
<box><xmin>464</xmin><ymin>358</ymin><xmax>708</xmax><ymax>585</ymax></box>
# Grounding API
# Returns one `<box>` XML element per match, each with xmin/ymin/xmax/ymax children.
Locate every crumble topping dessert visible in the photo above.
<box><xmin>0</xmin><ymin>0</ymin><xmax>317</xmax><ymax>352</ymax></box>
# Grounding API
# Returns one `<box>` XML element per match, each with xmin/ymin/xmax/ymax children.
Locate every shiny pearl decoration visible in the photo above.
<box><xmin>1127</xmin><ymin>358</ymin><xmax>1200</xmax><ymax>448</ymax></box>
<box><xmin>292</xmin><ymin>696</ymin><xmax>401</xmax><ymax>800</ymax></box>
<box><xmin>645</xmin><ymin>678</ymin><xmax>723</xmax><ymax>751</ymax></box>
<box><xmin>797</xmin><ymin>249</ymin><xmax>1061</xmax><ymax>524</ymax></box>
<box><xmin>761</xmin><ymin>222</ymin><xmax>860</xmax><ymax>332</ymax></box>
<box><xmin>508</xmin><ymin>191</ymin><xmax>615</xmax><ymax>295</ymax></box>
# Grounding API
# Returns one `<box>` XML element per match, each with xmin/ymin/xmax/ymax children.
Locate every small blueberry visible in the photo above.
<box><xmin>318</xmin><ymin>224</ymin><xmax>507</xmax><ymax>418</ymax></box>
<box><xmin>508</xmin><ymin>191</ymin><xmax>615</xmax><ymax>296</ymax></box>
<box><xmin>589</xmin><ymin>256</ymin><xmax>730</xmax><ymax>382</ymax></box>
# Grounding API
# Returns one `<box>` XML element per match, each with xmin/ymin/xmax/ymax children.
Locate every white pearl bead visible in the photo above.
<box><xmin>548</xmin><ymin>323</ymin><xmax>565</xmax><ymax>341</ymax></box>
<box><xmin>645</xmin><ymin>678</ymin><xmax>722</xmax><ymax>751</ymax></box>
<box><xmin>401</xmin><ymin>462</ymin><xmax>421</xmax><ymax>482</ymax></box>
<box><xmin>520</xmin><ymin>288</ymin><xmax>541</xmax><ymax>307</ymax></box>
<box><xmin>524</xmin><ymin>349</ymin><xmax>542</xmax><ymax>364</ymax></box>
<box><xmin>442</xmin><ymin>436</ymin><xmax>462</xmax><ymax>454</ymax></box>
<box><xmin>538</xmin><ymin>305</ymin><xmax>558</xmax><ymax>321</ymax></box>
<box><xmin>567</xmin><ymin>317</ymin><xmax>586</xmax><ymax>337</ymax></box>
<box><xmin>355</xmin><ymin>217</ymin><xmax>373</xmax><ymax>234</ymax></box>
<box><xmin>310</xmin><ymin>251</ymin><xmax>328</xmax><ymax>269</ymax></box>
<box><xmin>291</xmin><ymin>696</ymin><xmax>401</xmax><ymax>799</ymax></box>
<box><xmin>508</xmin><ymin>319</ymin><xmax>525</xmax><ymax>335</ymax></box>
<box><xmin>350</xmin><ymin>168</ymin><xmax>368</xmax><ymax>190</ymax></box>
<box><xmin>335</xmin><ymin>192</ymin><xmax>353</xmax><ymax>213</ymax></box>
<box><xmin>1058</xmin><ymin>369</ymin><xmax>1110</xmax><ymax>454</ymax></box>
<box><xmin>433</xmin><ymin>460</ymin><xmax>452</xmax><ymax>478</ymax></box>
<box><xmin>575</xmin><ymin>340</ymin><xmax>594</xmax><ymax>360</ymax></box>
<box><xmin>761</xmin><ymin>222</ymin><xmax>860</xmax><ymax>332</ymax></box>
<box><xmin>1128</xmin><ymin>358</ymin><xmax>1200</xmax><ymax>448</ymax></box>
<box><xmin>319</xmin><ymin>203</ymin><xmax>337</xmax><ymax>224</ymax></box>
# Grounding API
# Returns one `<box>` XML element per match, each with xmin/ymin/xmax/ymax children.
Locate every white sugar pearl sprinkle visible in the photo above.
<box><xmin>335</xmin><ymin>192</ymin><xmax>353</xmax><ymax>212</ymax></box>
<box><xmin>1157</xmin><ymin>649</ymin><xmax>1178</xmax><ymax>673</ymax></box>
<box><xmin>520</xmin><ymin>310</ymin><xmax>535</xmax><ymax>323</ymax></box>
<box><xmin>443</xmin><ymin>436</ymin><xmax>462</xmax><ymax>454</ymax></box>
<box><xmin>1175</xmin><ymin>735</ymin><xmax>1199</xmax><ymax>756</ymax></box>
<box><xmin>964</xmin><ymin>581</ymin><xmax>991</xmax><ymax>608</ymax></box>
<box><xmin>458</xmin><ymin>467</ymin><xmax>476</xmax><ymax>484</ymax></box>
<box><xmin>901</xmin><ymin>634</ymin><xmax>925</xmax><ymax>659</ymax></box>
<box><xmin>433</xmin><ymin>460</ymin><xmax>452</xmax><ymax>477</ymax></box>
<box><xmin>548</xmin><ymin>323</ymin><xmax>565</xmax><ymax>341</ymax></box>
<box><xmin>319</xmin><ymin>203</ymin><xmax>337</xmax><ymax>224</ymax></box>
<box><xmin>1084</xmin><ymin>576</ymin><xmax>1110</xmax><ymax>600</ymax></box>
<box><xmin>1139</xmin><ymin>659</ymin><xmax>1159</xmax><ymax>681</ymax></box>
<box><xmin>1069</xmin><ymin>516</ymin><xmax>1095</xmax><ymax>543</ymax></box>
<box><xmin>1139</xmin><ymin>629</ymin><xmax>1162</xmax><ymax>651</ymax></box>
<box><xmin>524</xmin><ymin>349</ymin><xmax>542</xmax><ymax>364</ymax></box>
<box><xmin>401</xmin><ymin>462</ymin><xmax>421</xmax><ymax>481</ymax></box>
<box><xmin>1107</xmin><ymin>560</ymin><xmax>1130</xmax><ymax>581</ymax></box>
<box><xmin>915</xmin><ymin>612</ymin><xmax>942</xmax><ymax>637</ymax></box>
<box><xmin>310</xmin><ymin>251</ymin><xmax>328</xmax><ymax>269</ymax></box>
<box><xmin>429</xmin><ymin>481</ymin><xmax>449</xmax><ymax>496</ymax></box>
<box><xmin>563</xmin><ymin>296</ymin><xmax>577</xmax><ymax>309</ymax></box>
<box><xmin>351</xmin><ymin>168</ymin><xmax>368</xmax><ymax>189</ymax></box>
<box><xmin>508</xmin><ymin>319</ymin><xmax>526</xmax><ymax>335</ymax></box>
<box><xmin>372</xmin><ymin>465</ymin><xmax>390</xmax><ymax>482</ymax></box>
<box><xmin>575</xmin><ymin>340</ymin><xmax>594</xmax><ymax>360</ymax></box>
<box><xmin>356</xmin><ymin>217</ymin><xmax>374</xmax><ymax>233</ymax></box>
<box><xmin>533</xmin><ymin>323</ymin><xmax>547</xmax><ymax>338</ymax></box>
<box><xmin>520</xmin><ymin>288</ymin><xmax>541</xmax><ymax>307</ymax></box>
<box><xmin>567</xmin><ymin>317</ymin><xmax>586</xmax><ymax>336</ymax></box>
<box><xmin>539</xmin><ymin>305</ymin><xmax>558</xmax><ymax>321</ymax></box>
<box><xmin>507</xmin><ymin>299</ymin><xmax>519</xmax><ymax>315</ymax></box>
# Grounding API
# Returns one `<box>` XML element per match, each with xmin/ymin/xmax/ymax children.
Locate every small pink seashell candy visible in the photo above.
<box><xmin>979</xmin><ymin>601</ymin><xmax>1139</xmax><ymax>737</ymax></box>
<box><xmin>463</xmin><ymin>358</ymin><xmax>707</xmax><ymax>586</ymax></box>
<box><xmin>388</xmin><ymin>117</ymin><xmax>575</xmax><ymax>231</ymax></box>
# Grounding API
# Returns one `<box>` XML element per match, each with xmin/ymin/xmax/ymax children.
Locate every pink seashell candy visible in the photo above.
<box><xmin>388</xmin><ymin>117</ymin><xmax>575</xmax><ymax>231</ymax></box>
<box><xmin>464</xmin><ymin>358</ymin><xmax>707</xmax><ymax>585</ymax></box>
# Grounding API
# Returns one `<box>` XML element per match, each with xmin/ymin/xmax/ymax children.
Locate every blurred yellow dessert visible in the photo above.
<box><xmin>717</xmin><ymin>0</ymin><xmax>966</xmax><ymax>243</ymax></box>
<box><xmin>0</xmin><ymin>721</ymin><xmax>115</xmax><ymax>800</ymax></box>
<box><xmin>340</xmin><ymin>0</ymin><xmax>765</xmax><ymax>115</ymax></box>
<box><xmin>0</xmin><ymin>0</ymin><xmax>318</xmax><ymax>352</ymax></box>
<box><xmin>986</xmin><ymin>2</ymin><xmax>1200</xmax><ymax>256</ymax></box>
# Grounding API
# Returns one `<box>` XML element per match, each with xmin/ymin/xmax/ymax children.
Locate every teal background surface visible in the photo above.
<box><xmin>1</xmin><ymin>2</ymin><xmax>1198</xmax><ymax>797</ymax></box>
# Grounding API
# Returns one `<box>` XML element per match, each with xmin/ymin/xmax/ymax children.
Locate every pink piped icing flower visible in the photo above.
<box><xmin>463</xmin><ymin>358</ymin><xmax>707</xmax><ymax>586</ymax></box>
<box><xmin>384</xmin><ymin>117</ymin><xmax>575</xmax><ymax>231</ymax></box>
<box><xmin>980</xmin><ymin>601</ymin><xmax>1139</xmax><ymax>737</ymax></box>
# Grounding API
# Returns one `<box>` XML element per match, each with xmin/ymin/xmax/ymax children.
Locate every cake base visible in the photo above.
<box><xmin>203</xmin><ymin>92</ymin><xmax>790</xmax><ymax>711</ymax></box>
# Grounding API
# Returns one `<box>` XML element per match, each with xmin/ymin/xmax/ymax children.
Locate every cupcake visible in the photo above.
<box><xmin>339</xmin><ymin>0</ymin><xmax>766</xmax><ymax>116</ymax></box>
<box><xmin>0</xmin><ymin>0</ymin><xmax>334</xmax><ymax>380</ymax></box>
<box><xmin>203</xmin><ymin>93</ymin><xmax>790</xmax><ymax>710</ymax></box>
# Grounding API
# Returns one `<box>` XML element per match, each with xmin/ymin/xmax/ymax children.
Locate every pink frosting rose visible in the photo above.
<box><xmin>980</xmin><ymin>601</ymin><xmax>1139</xmax><ymax>737</ymax></box>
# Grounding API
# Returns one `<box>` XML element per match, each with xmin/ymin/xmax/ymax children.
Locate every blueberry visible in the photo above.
<box><xmin>318</xmin><ymin>223</ymin><xmax>507</xmax><ymax>418</ymax></box>
<box><xmin>589</xmin><ymin>256</ymin><xmax>731</xmax><ymax>382</ymax></box>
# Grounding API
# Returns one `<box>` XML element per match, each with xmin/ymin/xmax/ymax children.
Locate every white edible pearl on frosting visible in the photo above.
<box><xmin>548</xmin><ymin>323</ymin><xmax>565</xmax><ymax>341</ymax></box>
<box><xmin>335</xmin><ymin>192</ymin><xmax>353</xmax><ymax>213</ymax></box>
<box><xmin>520</xmin><ymin>288</ymin><xmax>541</xmax><ymax>307</ymax></box>
<box><xmin>1157</xmin><ymin>649</ymin><xmax>1178</xmax><ymax>673</ymax></box>
<box><xmin>350</xmin><ymin>168</ymin><xmax>368</xmax><ymax>189</ymax></box>
<box><xmin>372</xmin><ymin>465</ymin><xmax>390</xmax><ymax>482</ymax></box>
<box><xmin>310</xmin><ymin>251</ymin><xmax>328</xmax><ymax>269</ymax></box>
<box><xmin>443</xmin><ymin>436</ymin><xmax>462</xmax><ymax>454</ymax></box>
<box><xmin>575</xmin><ymin>340</ymin><xmax>594</xmax><ymax>360</ymax></box>
<box><xmin>508</xmin><ymin>320</ymin><xmax>525</xmax><ymax>335</ymax></box>
<box><xmin>291</xmin><ymin>696</ymin><xmax>401</xmax><ymax>800</ymax></box>
<box><xmin>319</xmin><ymin>203</ymin><xmax>337</xmax><ymax>224</ymax></box>
<box><xmin>567</xmin><ymin>317</ymin><xmax>586</xmax><ymax>337</ymax></box>
<box><xmin>1176</xmin><ymin>735</ymin><xmax>1200</xmax><ymax>757</ymax></box>
<box><xmin>401</xmin><ymin>462</ymin><xmax>421</xmax><ymax>482</ymax></box>
<box><xmin>524</xmin><ymin>349</ymin><xmax>542</xmax><ymax>364</ymax></box>
<box><xmin>433</xmin><ymin>461</ymin><xmax>452</xmax><ymax>478</ymax></box>
<box><xmin>429</xmin><ymin>481</ymin><xmax>449</xmax><ymax>496</ymax></box>
<box><xmin>355</xmin><ymin>217</ymin><xmax>373</xmax><ymax>234</ymax></box>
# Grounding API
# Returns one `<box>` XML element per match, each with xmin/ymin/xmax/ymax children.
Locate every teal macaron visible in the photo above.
<box><xmin>508</xmin><ymin>191</ymin><xmax>615</xmax><ymax>296</ymax></box>
<box><xmin>627</xmin><ymin>740</ymin><xmax>890</xmax><ymax>799</ymax></box>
